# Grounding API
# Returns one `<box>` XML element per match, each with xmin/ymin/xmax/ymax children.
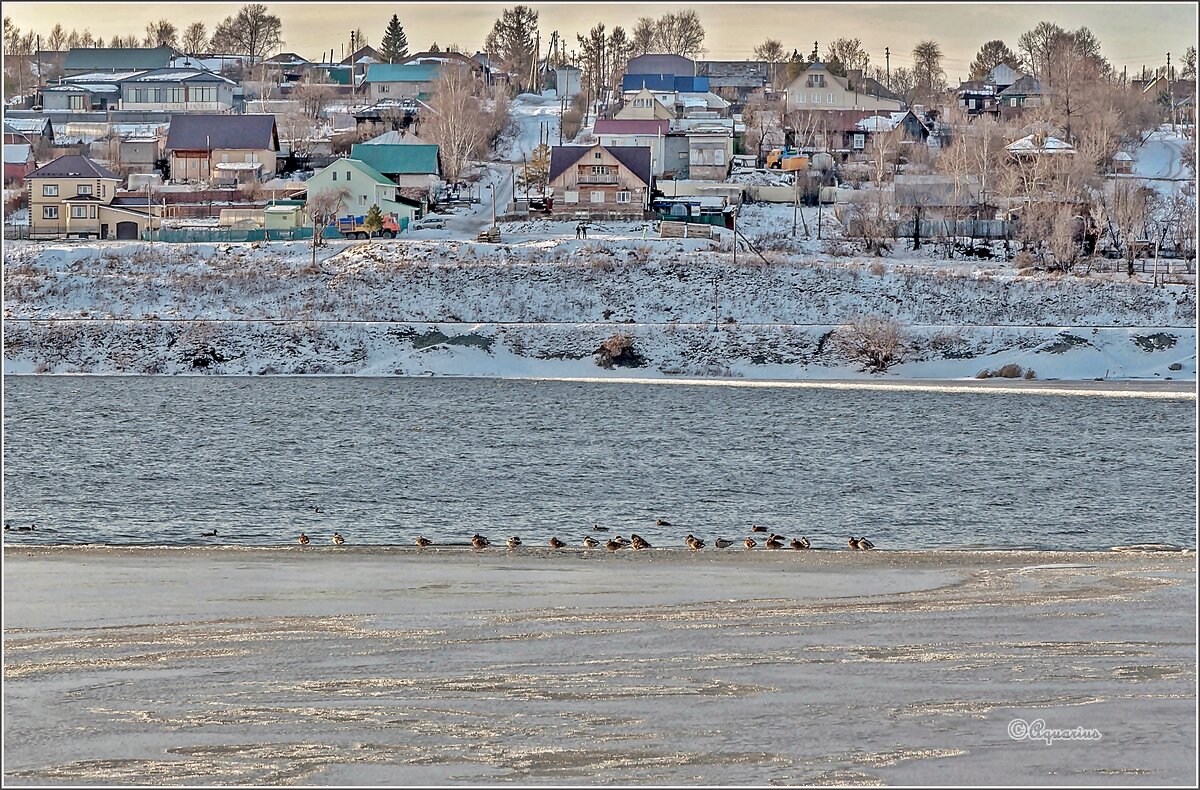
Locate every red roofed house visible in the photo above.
<box><xmin>548</xmin><ymin>143</ymin><xmax>653</xmax><ymax>218</ymax></box>
<box><xmin>593</xmin><ymin>119</ymin><xmax>669</xmax><ymax>176</ymax></box>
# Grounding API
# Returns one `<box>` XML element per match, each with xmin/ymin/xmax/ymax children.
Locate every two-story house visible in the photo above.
<box><xmin>363</xmin><ymin>63</ymin><xmax>441</xmax><ymax>102</ymax></box>
<box><xmin>164</xmin><ymin>114</ymin><xmax>280</xmax><ymax>184</ymax></box>
<box><xmin>304</xmin><ymin>157</ymin><xmax>418</xmax><ymax>224</ymax></box>
<box><xmin>616</xmin><ymin>87</ymin><xmax>676</xmax><ymax>121</ymax></box>
<box><xmin>26</xmin><ymin>154</ymin><xmax>158</xmax><ymax>240</ymax></box>
<box><xmin>548</xmin><ymin>143</ymin><xmax>652</xmax><ymax>218</ymax></box>
<box><xmin>785</xmin><ymin>62</ymin><xmax>904</xmax><ymax>113</ymax></box>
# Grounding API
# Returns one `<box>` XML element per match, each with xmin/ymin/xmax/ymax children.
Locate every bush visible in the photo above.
<box><xmin>869</xmin><ymin>260</ymin><xmax>887</xmax><ymax>276</ymax></box>
<box><xmin>976</xmin><ymin>363</ymin><xmax>1026</xmax><ymax>379</ymax></box>
<box><xmin>832</xmin><ymin>315</ymin><xmax>910</xmax><ymax>373</ymax></box>
<box><xmin>595</xmin><ymin>332</ymin><xmax>646</xmax><ymax>369</ymax></box>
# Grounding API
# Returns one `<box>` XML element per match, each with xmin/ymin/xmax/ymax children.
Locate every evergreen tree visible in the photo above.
<box><xmin>364</xmin><ymin>204</ymin><xmax>384</xmax><ymax>239</ymax></box>
<box><xmin>380</xmin><ymin>14</ymin><xmax>409</xmax><ymax>63</ymax></box>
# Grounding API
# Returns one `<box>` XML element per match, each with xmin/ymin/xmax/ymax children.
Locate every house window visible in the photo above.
<box><xmin>346</xmin><ymin>170</ymin><xmax>351</xmax><ymax>180</ymax></box>
<box><xmin>71</xmin><ymin>205</ymin><xmax>88</xmax><ymax>218</ymax></box>
<box><xmin>796</xmin><ymin>93</ymin><xmax>805</xmax><ymax>104</ymax></box>
<box><xmin>595</xmin><ymin>152</ymin><xmax>602</xmax><ymax>160</ymax></box>
<box><xmin>100</xmin><ymin>184</ymin><xmax>105</xmax><ymax>197</ymax></box>
<box><xmin>164</xmin><ymin>87</ymin><xmax>184</xmax><ymax>103</ymax></box>
<box><xmin>807</xmin><ymin>74</ymin><xmax>826</xmax><ymax>88</ymax></box>
<box><xmin>191</xmin><ymin>86</ymin><xmax>216</xmax><ymax>103</ymax></box>
<box><xmin>564</xmin><ymin>190</ymin><xmax>579</xmax><ymax>204</ymax></box>
<box><xmin>332</xmin><ymin>171</ymin><xmax>337</xmax><ymax>181</ymax></box>
<box><xmin>43</xmin><ymin>184</ymin><xmax>59</xmax><ymax>197</ymax></box>
<box><xmin>678</xmin><ymin>152</ymin><xmax>688</xmax><ymax>159</ymax></box>
<box><xmin>616</xmin><ymin>191</ymin><xmax>631</xmax><ymax>203</ymax></box>
<box><xmin>1010</xmin><ymin>98</ymin><xmax>1017</xmax><ymax>106</ymax></box>
<box><xmin>43</xmin><ymin>206</ymin><xmax>59</xmax><ymax>219</ymax></box>
<box><xmin>811</xmin><ymin>93</ymin><xmax>820</xmax><ymax>104</ymax></box>
<box><xmin>359</xmin><ymin>195</ymin><xmax>366</xmax><ymax>205</ymax></box>
<box><xmin>828</xmin><ymin>92</ymin><xmax>834</xmax><ymax>103</ymax></box>
<box><xmin>221</xmin><ymin>154</ymin><xmax>229</xmax><ymax>163</ymax></box>
<box><xmin>77</xmin><ymin>184</ymin><xmax>92</xmax><ymax>195</ymax></box>
<box><xmin>591</xmin><ymin>191</ymin><xmax>604</xmax><ymax>203</ymax></box>
<box><xmin>853</xmin><ymin>133</ymin><xmax>865</xmax><ymax>150</ymax></box>
<box><xmin>69</xmin><ymin>95</ymin><xmax>87</xmax><ymax>110</ymax></box>
<box><xmin>714</xmin><ymin>149</ymin><xmax>725</xmax><ymax>165</ymax></box>
<box><xmin>379</xmin><ymin>84</ymin><xmax>389</xmax><ymax>93</ymax></box>
<box><xmin>89</xmin><ymin>206</ymin><xmax>97</xmax><ymax>218</ymax></box>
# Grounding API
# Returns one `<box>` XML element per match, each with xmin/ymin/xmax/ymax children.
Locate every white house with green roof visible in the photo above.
<box><xmin>363</xmin><ymin>63</ymin><xmax>441</xmax><ymax>102</ymax></box>
<box><xmin>348</xmin><ymin>143</ymin><xmax>441</xmax><ymax>189</ymax></box>
<box><xmin>305</xmin><ymin>157</ymin><xmax>417</xmax><ymax>224</ymax></box>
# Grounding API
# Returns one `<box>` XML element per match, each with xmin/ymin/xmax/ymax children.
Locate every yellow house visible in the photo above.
<box><xmin>617</xmin><ymin>86</ymin><xmax>676</xmax><ymax>121</ymax></box>
<box><xmin>785</xmin><ymin>62</ymin><xmax>904</xmax><ymax>113</ymax></box>
<box><xmin>26</xmin><ymin>155</ymin><xmax>159</xmax><ymax>240</ymax></box>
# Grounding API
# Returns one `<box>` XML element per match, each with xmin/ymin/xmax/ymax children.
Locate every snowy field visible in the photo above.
<box><xmin>3</xmin><ymin>547</ymin><xmax>1195</xmax><ymax>785</ymax></box>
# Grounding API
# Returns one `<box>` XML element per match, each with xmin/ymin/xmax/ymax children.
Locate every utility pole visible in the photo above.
<box><xmin>885</xmin><ymin>47</ymin><xmax>890</xmax><ymax>89</ymax></box>
<box><xmin>1166</xmin><ymin>52</ymin><xmax>1173</xmax><ymax>131</ymax></box>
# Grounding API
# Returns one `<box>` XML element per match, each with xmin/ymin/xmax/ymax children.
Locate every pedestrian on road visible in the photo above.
<box><xmin>581</xmin><ymin>224</ymin><xmax>588</xmax><ymax>239</ymax></box>
<box><xmin>575</xmin><ymin>223</ymin><xmax>582</xmax><ymax>239</ymax></box>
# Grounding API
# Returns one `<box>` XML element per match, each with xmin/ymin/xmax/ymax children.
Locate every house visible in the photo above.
<box><xmin>402</xmin><ymin>51</ymin><xmax>487</xmax><ymax>79</ymax></box>
<box><xmin>262</xmin><ymin>52</ymin><xmax>312</xmax><ymax>82</ymax></box>
<box><xmin>685</xmin><ymin>126</ymin><xmax>734</xmax><ymax>181</ymax></box>
<box><xmin>40</xmin><ymin>77</ymin><xmax>122</xmax><ymax>111</ymax></box>
<box><xmin>594</xmin><ymin>119</ymin><xmax>669</xmax><ymax>176</ymax></box>
<box><xmin>61</xmin><ymin>46</ymin><xmax>174</xmax><ymax>76</ymax></box>
<box><xmin>348</xmin><ymin>143</ymin><xmax>441</xmax><ymax>189</ymax></box>
<box><xmin>340</xmin><ymin>45</ymin><xmax>382</xmax><ymax>67</ymax></box>
<box><xmin>548</xmin><ymin>143</ymin><xmax>652</xmax><ymax>217</ymax></box>
<box><xmin>304</xmin><ymin>157</ymin><xmax>418</xmax><ymax>225</ymax></box>
<box><xmin>955</xmin><ymin>80</ymin><xmax>1002</xmax><ymax>118</ymax></box>
<box><xmin>363</xmin><ymin>63</ymin><xmax>441</xmax><ymax>102</ymax></box>
<box><xmin>263</xmin><ymin>199</ymin><xmax>308</xmax><ymax>230</ymax></box>
<box><xmin>4</xmin><ymin>141</ymin><xmax>36</xmax><ymax>185</ymax></box>
<box><xmin>1112</xmin><ymin>151</ymin><xmax>1134</xmax><ymax>174</ymax></box>
<box><xmin>997</xmin><ymin>75</ymin><xmax>1047</xmax><ymax>117</ymax></box>
<box><xmin>165</xmin><ymin>114</ymin><xmax>280</xmax><ymax>184</ymax></box>
<box><xmin>784</xmin><ymin>62</ymin><xmax>904</xmax><ymax>113</ymax></box>
<box><xmin>617</xmin><ymin>86</ymin><xmax>675</xmax><ymax>121</ymax></box>
<box><xmin>1006</xmin><ymin>132</ymin><xmax>1076</xmax><ymax>159</ymax></box>
<box><xmin>119</xmin><ymin>68</ymin><xmax>237</xmax><ymax>111</ymax></box>
<box><xmin>25</xmin><ymin>154</ymin><xmax>158</xmax><ymax>240</ymax></box>
<box><xmin>787</xmin><ymin>109</ymin><xmax>911</xmax><ymax>159</ymax></box>
<box><xmin>87</xmin><ymin>124</ymin><xmax>167</xmax><ymax>175</ymax></box>
<box><xmin>696</xmin><ymin>61</ymin><xmax>771</xmax><ymax>106</ymax></box>
<box><xmin>3</xmin><ymin>116</ymin><xmax>55</xmax><ymax>146</ymax></box>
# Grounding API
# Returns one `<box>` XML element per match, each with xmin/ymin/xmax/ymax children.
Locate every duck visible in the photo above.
<box><xmin>415</xmin><ymin>536</ymin><xmax>432</xmax><ymax>547</ymax></box>
<box><xmin>797</xmin><ymin>536</ymin><xmax>811</xmax><ymax>550</ymax></box>
<box><xmin>630</xmin><ymin>534</ymin><xmax>651</xmax><ymax>550</ymax></box>
<box><xmin>655</xmin><ymin>518</ymin><xmax>672</xmax><ymax>526</ymax></box>
<box><xmin>18</xmin><ymin>523</ymin><xmax>36</xmax><ymax>532</ymax></box>
<box><xmin>583</xmin><ymin>536</ymin><xmax>600</xmax><ymax>548</ymax></box>
<box><xmin>298</xmin><ymin>533</ymin><xmax>310</xmax><ymax>545</ymax></box>
<box><xmin>848</xmin><ymin>537</ymin><xmax>860</xmax><ymax>550</ymax></box>
<box><xmin>201</xmin><ymin>529</ymin><xmax>218</xmax><ymax>537</ymax></box>
<box><xmin>858</xmin><ymin>537</ymin><xmax>875</xmax><ymax>550</ymax></box>
<box><xmin>751</xmin><ymin>524</ymin><xmax>768</xmax><ymax>533</ymax></box>
<box><xmin>789</xmin><ymin>537</ymin><xmax>805</xmax><ymax>550</ymax></box>
<box><xmin>765</xmin><ymin>536</ymin><xmax>784</xmax><ymax>549</ymax></box>
<box><xmin>313</xmin><ymin>506</ymin><xmax>323</xmax><ymax>514</ymax></box>
<box><xmin>3</xmin><ymin>522</ymin><xmax>11</xmax><ymax>532</ymax></box>
<box><xmin>604</xmin><ymin>538</ymin><xmax>623</xmax><ymax>551</ymax></box>
<box><xmin>591</xmin><ymin>524</ymin><xmax>609</xmax><ymax>532</ymax></box>
<box><xmin>332</xmin><ymin>532</ymin><xmax>345</xmax><ymax>545</ymax></box>
<box><xmin>743</xmin><ymin>537</ymin><xmax>757</xmax><ymax>549</ymax></box>
<box><xmin>506</xmin><ymin>536</ymin><xmax>522</xmax><ymax>549</ymax></box>
<box><xmin>685</xmin><ymin>534</ymin><xmax>705</xmax><ymax>550</ymax></box>
<box><xmin>549</xmin><ymin>536</ymin><xmax>566</xmax><ymax>549</ymax></box>
<box><xmin>471</xmin><ymin>534</ymin><xmax>490</xmax><ymax>549</ymax></box>
<box><xmin>714</xmin><ymin>538</ymin><xmax>734</xmax><ymax>548</ymax></box>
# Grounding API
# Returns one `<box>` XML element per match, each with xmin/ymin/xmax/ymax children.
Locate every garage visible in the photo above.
<box><xmin>115</xmin><ymin>221</ymin><xmax>139</xmax><ymax>240</ymax></box>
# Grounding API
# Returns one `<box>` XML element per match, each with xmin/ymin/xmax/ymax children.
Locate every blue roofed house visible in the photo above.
<box><xmin>363</xmin><ymin>63</ymin><xmax>441</xmax><ymax>102</ymax></box>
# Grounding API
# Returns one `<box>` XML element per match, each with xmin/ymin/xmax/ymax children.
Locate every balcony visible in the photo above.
<box><xmin>577</xmin><ymin>174</ymin><xmax>620</xmax><ymax>185</ymax></box>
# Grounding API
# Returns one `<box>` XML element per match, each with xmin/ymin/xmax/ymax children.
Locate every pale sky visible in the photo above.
<box><xmin>5</xmin><ymin>1</ymin><xmax>1196</xmax><ymax>81</ymax></box>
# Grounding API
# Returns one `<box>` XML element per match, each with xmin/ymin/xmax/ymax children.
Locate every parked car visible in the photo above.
<box><xmin>411</xmin><ymin>217</ymin><xmax>446</xmax><ymax>230</ymax></box>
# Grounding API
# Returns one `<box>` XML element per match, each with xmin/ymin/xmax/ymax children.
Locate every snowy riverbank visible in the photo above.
<box><xmin>3</xmin><ymin>230</ymin><xmax>1195</xmax><ymax>381</ymax></box>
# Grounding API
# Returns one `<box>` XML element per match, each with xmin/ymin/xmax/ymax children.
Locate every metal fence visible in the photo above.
<box><xmin>892</xmin><ymin>219</ymin><xmax>1011</xmax><ymax>240</ymax></box>
<box><xmin>140</xmin><ymin>227</ymin><xmax>328</xmax><ymax>243</ymax></box>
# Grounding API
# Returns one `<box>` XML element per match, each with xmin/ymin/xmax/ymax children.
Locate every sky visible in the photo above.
<box><xmin>4</xmin><ymin>1</ymin><xmax>1196</xmax><ymax>81</ymax></box>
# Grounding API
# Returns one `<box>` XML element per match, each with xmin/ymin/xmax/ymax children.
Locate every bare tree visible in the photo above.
<box><xmin>832</xmin><ymin>315</ymin><xmax>910</xmax><ymax>372</ymax></box>
<box><xmin>210</xmin><ymin>3</ymin><xmax>283</xmax><ymax>63</ymax></box>
<box><xmin>292</xmin><ymin>82</ymin><xmax>337</xmax><ymax>119</ymax></box>
<box><xmin>651</xmin><ymin>10</ymin><xmax>705</xmax><ymax>58</ymax></box>
<box><xmin>181</xmin><ymin>22</ymin><xmax>208</xmax><ymax>55</ymax></box>
<box><xmin>47</xmin><ymin>23</ymin><xmax>66</xmax><ymax>51</ymax></box>
<box><xmin>423</xmin><ymin>64</ymin><xmax>490</xmax><ymax>183</ymax></box>
<box><xmin>911</xmin><ymin>40</ymin><xmax>947</xmax><ymax>104</ymax></box>
<box><xmin>631</xmin><ymin>17</ymin><xmax>655</xmax><ymax>56</ymax></box>
<box><xmin>753</xmin><ymin>38</ymin><xmax>785</xmax><ymax>63</ymax></box>
<box><xmin>307</xmin><ymin>187</ymin><xmax>351</xmax><ymax>258</ymax></box>
<box><xmin>823</xmin><ymin>38</ymin><xmax>870</xmax><ymax>77</ymax></box>
<box><xmin>144</xmin><ymin>19</ymin><xmax>177</xmax><ymax>49</ymax></box>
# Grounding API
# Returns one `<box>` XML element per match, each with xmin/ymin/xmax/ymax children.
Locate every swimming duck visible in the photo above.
<box><xmin>471</xmin><ymin>534</ymin><xmax>490</xmax><ymax>549</ymax></box>
<box><xmin>592</xmin><ymin>524</ymin><xmax>609</xmax><ymax>532</ymax></box>
<box><xmin>714</xmin><ymin>538</ymin><xmax>734</xmax><ymax>548</ymax></box>
<box><xmin>3</xmin><ymin>522</ymin><xmax>11</xmax><ymax>532</ymax></box>
<box><xmin>298</xmin><ymin>533</ymin><xmax>310</xmax><ymax>545</ymax></box>
<box><xmin>415</xmin><ymin>536</ymin><xmax>432</xmax><ymax>547</ymax></box>
<box><xmin>332</xmin><ymin>532</ymin><xmax>345</xmax><ymax>545</ymax></box>
<box><xmin>655</xmin><ymin>518</ymin><xmax>672</xmax><ymax>526</ymax></box>
<box><xmin>685</xmin><ymin>535</ymin><xmax>705</xmax><ymax>550</ymax></box>
<box><xmin>18</xmin><ymin>523</ymin><xmax>36</xmax><ymax>532</ymax></box>
<box><xmin>858</xmin><ymin>537</ymin><xmax>875</xmax><ymax>550</ymax></box>
<box><xmin>751</xmin><ymin>524</ymin><xmax>767</xmax><ymax>533</ymax></box>
<box><xmin>549</xmin><ymin>536</ymin><xmax>566</xmax><ymax>548</ymax></box>
<box><xmin>744</xmin><ymin>537</ymin><xmax>757</xmax><ymax>549</ymax></box>
<box><xmin>630</xmin><ymin>534</ymin><xmax>651</xmax><ymax>550</ymax></box>
<box><xmin>583</xmin><ymin>536</ymin><xmax>600</xmax><ymax>548</ymax></box>
<box><xmin>506</xmin><ymin>536</ymin><xmax>522</xmax><ymax>549</ymax></box>
<box><xmin>765</xmin><ymin>536</ymin><xmax>784</xmax><ymax>549</ymax></box>
<box><xmin>201</xmin><ymin>529</ymin><xmax>218</xmax><ymax>537</ymax></box>
<box><xmin>605</xmin><ymin>538</ymin><xmax>624</xmax><ymax>551</ymax></box>
<box><xmin>797</xmin><ymin>536</ymin><xmax>811</xmax><ymax>550</ymax></box>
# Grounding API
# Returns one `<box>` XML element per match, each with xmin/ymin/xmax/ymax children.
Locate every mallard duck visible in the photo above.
<box><xmin>858</xmin><ymin>537</ymin><xmax>875</xmax><ymax>550</ymax></box>
<box><xmin>298</xmin><ymin>533</ymin><xmax>310</xmax><ymax>545</ymax></box>
<box><xmin>655</xmin><ymin>518</ymin><xmax>672</xmax><ymax>526</ymax></box>
<box><xmin>506</xmin><ymin>536</ymin><xmax>522</xmax><ymax>549</ymax></box>
<box><xmin>549</xmin><ymin>536</ymin><xmax>566</xmax><ymax>548</ymax></box>
<box><xmin>685</xmin><ymin>535</ymin><xmax>705</xmax><ymax>550</ymax></box>
<box><xmin>415</xmin><ymin>536</ymin><xmax>432</xmax><ymax>547</ymax></box>
<box><xmin>583</xmin><ymin>536</ymin><xmax>600</xmax><ymax>548</ymax></box>
<box><xmin>848</xmin><ymin>537</ymin><xmax>860</xmax><ymax>550</ymax></box>
<box><xmin>592</xmin><ymin>524</ymin><xmax>609</xmax><ymax>532</ymax></box>
<box><xmin>743</xmin><ymin>537</ymin><xmax>757</xmax><ymax>549</ymax></box>
<box><xmin>765</xmin><ymin>536</ymin><xmax>784</xmax><ymax>549</ymax></box>
<box><xmin>789</xmin><ymin>537</ymin><xmax>804</xmax><ymax>550</ymax></box>
<box><xmin>797</xmin><ymin>536</ymin><xmax>811</xmax><ymax>549</ymax></box>
<box><xmin>332</xmin><ymin>532</ymin><xmax>345</xmax><ymax>545</ymax></box>
<box><xmin>714</xmin><ymin>538</ymin><xmax>734</xmax><ymax>548</ymax></box>
<box><xmin>18</xmin><ymin>524</ymin><xmax>36</xmax><ymax>532</ymax></box>
<box><xmin>471</xmin><ymin>534</ymin><xmax>490</xmax><ymax>549</ymax></box>
<box><xmin>751</xmin><ymin>524</ymin><xmax>768</xmax><ymax>533</ymax></box>
<box><xmin>605</xmin><ymin>538</ymin><xmax>623</xmax><ymax>551</ymax></box>
<box><xmin>630</xmin><ymin>534</ymin><xmax>650</xmax><ymax>550</ymax></box>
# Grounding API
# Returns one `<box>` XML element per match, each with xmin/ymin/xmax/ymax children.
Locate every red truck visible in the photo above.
<box><xmin>332</xmin><ymin>213</ymin><xmax>403</xmax><ymax>239</ymax></box>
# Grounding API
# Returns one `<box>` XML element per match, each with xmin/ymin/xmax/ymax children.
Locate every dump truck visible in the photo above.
<box><xmin>765</xmin><ymin>148</ymin><xmax>809</xmax><ymax>171</ymax></box>
<box><xmin>332</xmin><ymin>213</ymin><xmax>403</xmax><ymax>239</ymax></box>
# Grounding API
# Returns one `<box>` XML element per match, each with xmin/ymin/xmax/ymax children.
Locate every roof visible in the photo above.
<box><xmin>121</xmin><ymin>68</ymin><xmax>235</xmax><ymax>84</ymax></box>
<box><xmin>549</xmin><ymin>144</ymin><xmax>652</xmax><ymax>187</ymax></box>
<box><xmin>4</xmin><ymin>144</ymin><xmax>32</xmax><ymax>164</ymax></box>
<box><xmin>854</xmin><ymin>75</ymin><xmax>900</xmax><ymax>101</ymax></box>
<box><xmin>364</xmin><ymin>63</ymin><xmax>441</xmax><ymax>83</ymax></box>
<box><xmin>63</xmin><ymin>46</ymin><xmax>174</xmax><ymax>72</ymax></box>
<box><xmin>65</xmin><ymin>70</ymin><xmax>147</xmax><ymax>83</ymax></box>
<box><xmin>165</xmin><ymin>114</ymin><xmax>279</xmax><ymax>152</ymax></box>
<box><xmin>1006</xmin><ymin>133</ymin><xmax>1075</xmax><ymax>154</ymax></box>
<box><xmin>264</xmin><ymin>52</ymin><xmax>311</xmax><ymax>64</ymax></box>
<box><xmin>340</xmin><ymin>45</ymin><xmax>381</xmax><ymax>66</ymax></box>
<box><xmin>3</xmin><ymin>117</ymin><xmax>52</xmax><ymax>135</ymax></box>
<box><xmin>696</xmin><ymin>61</ymin><xmax>769</xmax><ymax>88</ymax></box>
<box><xmin>26</xmin><ymin>154</ymin><xmax>119</xmax><ymax>180</ymax></box>
<box><xmin>43</xmin><ymin>83</ymin><xmax>119</xmax><ymax>93</ymax></box>
<box><xmin>1113</xmin><ymin>151</ymin><xmax>1134</xmax><ymax>161</ymax></box>
<box><xmin>215</xmin><ymin>161</ymin><xmax>264</xmax><ymax>171</ymax></box>
<box><xmin>349</xmin><ymin>143</ymin><xmax>440</xmax><ymax>175</ymax></box>
<box><xmin>593</xmin><ymin>119</ymin><xmax>669</xmax><ymax>136</ymax></box>
<box><xmin>789</xmin><ymin>109</ymin><xmax>894</xmax><ymax>132</ymax></box>
<box><xmin>999</xmin><ymin>75</ymin><xmax>1045</xmax><ymax>97</ymax></box>
<box><xmin>626</xmin><ymin>54</ymin><xmax>695</xmax><ymax>77</ymax></box>
<box><xmin>894</xmin><ymin>175</ymin><xmax>981</xmax><ymax>207</ymax></box>
<box><xmin>364</xmin><ymin>129</ymin><xmax>428</xmax><ymax>145</ymax></box>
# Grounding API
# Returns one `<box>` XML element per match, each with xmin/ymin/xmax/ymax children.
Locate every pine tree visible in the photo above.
<box><xmin>364</xmin><ymin>204</ymin><xmax>384</xmax><ymax>239</ymax></box>
<box><xmin>380</xmin><ymin>14</ymin><xmax>409</xmax><ymax>63</ymax></box>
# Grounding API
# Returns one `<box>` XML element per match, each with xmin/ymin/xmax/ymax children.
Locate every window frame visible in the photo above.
<box><xmin>42</xmin><ymin>184</ymin><xmax>59</xmax><ymax>197</ymax></box>
<box><xmin>43</xmin><ymin>205</ymin><xmax>59</xmax><ymax>219</ymax></box>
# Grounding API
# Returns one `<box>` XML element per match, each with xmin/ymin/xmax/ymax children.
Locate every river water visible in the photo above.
<box><xmin>2</xmin><ymin>376</ymin><xmax>1194</xmax><ymax>550</ymax></box>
